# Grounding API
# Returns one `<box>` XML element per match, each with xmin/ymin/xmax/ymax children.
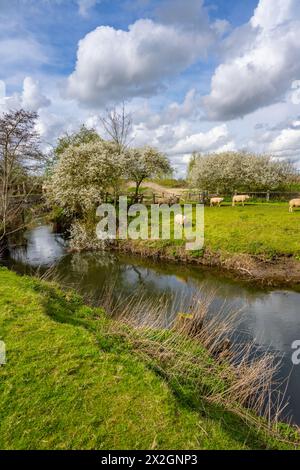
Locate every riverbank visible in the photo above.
<box><xmin>0</xmin><ymin>268</ymin><xmax>299</xmax><ymax>449</ymax></box>
<box><xmin>111</xmin><ymin>203</ymin><xmax>300</xmax><ymax>287</ymax></box>
<box><xmin>114</xmin><ymin>239</ymin><xmax>300</xmax><ymax>287</ymax></box>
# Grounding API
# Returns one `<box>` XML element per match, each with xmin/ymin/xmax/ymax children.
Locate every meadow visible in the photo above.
<box><xmin>204</xmin><ymin>202</ymin><xmax>300</xmax><ymax>258</ymax></box>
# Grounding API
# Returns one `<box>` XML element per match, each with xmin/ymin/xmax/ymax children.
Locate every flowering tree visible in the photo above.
<box><xmin>46</xmin><ymin>140</ymin><xmax>126</xmax><ymax>216</ymax></box>
<box><xmin>125</xmin><ymin>146</ymin><xmax>172</xmax><ymax>197</ymax></box>
<box><xmin>188</xmin><ymin>151</ymin><xmax>295</xmax><ymax>193</ymax></box>
<box><xmin>46</xmin><ymin>126</ymin><xmax>101</xmax><ymax>176</ymax></box>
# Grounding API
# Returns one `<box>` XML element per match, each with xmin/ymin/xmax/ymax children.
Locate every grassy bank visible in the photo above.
<box><xmin>114</xmin><ymin>203</ymin><xmax>300</xmax><ymax>285</ymax></box>
<box><xmin>0</xmin><ymin>268</ymin><xmax>298</xmax><ymax>449</ymax></box>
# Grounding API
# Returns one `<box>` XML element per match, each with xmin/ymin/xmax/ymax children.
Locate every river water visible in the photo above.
<box><xmin>3</xmin><ymin>225</ymin><xmax>300</xmax><ymax>425</ymax></box>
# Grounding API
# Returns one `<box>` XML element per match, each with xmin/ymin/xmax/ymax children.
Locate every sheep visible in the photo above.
<box><xmin>174</xmin><ymin>214</ymin><xmax>186</xmax><ymax>226</ymax></box>
<box><xmin>232</xmin><ymin>195</ymin><xmax>250</xmax><ymax>207</ymax></box>
<box><xmin>289</xmin><ymin>199</ymin><xmax>300</xmax><ymax>212</ymax></box>
<box><xmin>210</xmin><ymin>197</ymin><xmax>224</xmax><ymax>207</ymax></box>
<box><xmin>158</xmin><ymin>195</ymin><xmax>180</xmax><ymax>205</ymax></box>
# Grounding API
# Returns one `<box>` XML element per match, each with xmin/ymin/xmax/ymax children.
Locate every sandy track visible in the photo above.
<box><xmin>126</xmin><ymin>181</ymin><xmax>186</xmax><ymax>195</ymax></box>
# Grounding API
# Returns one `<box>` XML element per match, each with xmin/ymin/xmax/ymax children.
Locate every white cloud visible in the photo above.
<box><xmin>0</xmin><ymin>77</ymin><xmax>51</xmax><ymax>114</ymax></box>
<box><xmin>0</xmin><ymin>81</ymin><xmax>6</xmax><ymax>103</ymax></box>
<box><xmin>0</xmin><ymin>38</ymin><xmax>46</xmax><ymax>68</ymax></box>
<box><xmin>169</xmin><ymin>124</ymin><xmax>230</xmax><ymax>155</ymax></box>
<box><xmin>269</xmin><ymin>125</ymin><xmax>300</xmax><ymax>159</ymax></box>
<box><xmin>291</xmin><ymin>81</ymin><xmax>300</xmax><ymax>105</ymax></box>
<box><xmin>211</xmin><ymin>19</ymin><xmax>231</xmax><ymax>37</ymax></box>
<box><xmin>204</xmin><ymin>0</ymin><xmax>300</xmax><ymax>120</ymax></box>
<box><xmin>133</xmin><ymin>89</ymin><xmax>203</xmax><ymax>130</ymax></box>
<box><xmin>77</xmin><ymin>0</ymin><xmax>98</xmax><ymax>17</ymax></box>
<box><xmin>65</xmin><ymin>17</ymin><xmax>214</xmax><ymax>107</ymax></box>
<box><xmin>250</xmin><ymin>0</ymin><xmax>297</xmax><ymax>29</ymax></box>
<box><xmin>21</xmin><ymin>77</ymin><xmax>51</xmax><ymax>111</ymax></box>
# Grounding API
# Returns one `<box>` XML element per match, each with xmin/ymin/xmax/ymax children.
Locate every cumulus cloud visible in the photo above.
<box><xmin>269</xmin><ymin>121</ymin><xmax>300</xmax><ymax>160</ymax></box>
<box><xmin>169</xmin><ymin>124</ymin><xmax>230</xmax><ymax>155</ymax></box>
<box><xmin>204</xmin><ymin>0</ymin><xmax>300</xmax><ymax>121</ymax></box>
<box><xmin>65</xmin><ymin>13</ymin><xmax>214</xmax><ymax>107</ymax></box>
<box><xmin>133</xmin><ymin>89</ymin><xmax>203</xmax><ymax>130</ymax></box>
<box><xmin>0</xmin><ymin>77</ymin><xmax>51</xmax><ymax>113</ymax></box>
<box><xmin>21</xmin><ymin>77</ymin><xmax>51</xmax><ymax>111</ymax></box>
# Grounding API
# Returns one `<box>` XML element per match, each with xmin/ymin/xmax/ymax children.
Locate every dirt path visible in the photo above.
<box><xmin>126</xmin><ymin>181</ymin><xmax>186</xmax><ymax>195</ymax></box>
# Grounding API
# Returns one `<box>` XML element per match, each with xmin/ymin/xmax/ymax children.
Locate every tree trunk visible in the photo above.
<box><xmin>0</xmin><ymin>233</ymin><xmax>10</xmax><ymax>258</ymax></box>
<box><xmin>135</xmin><ymin>180</ymin><xmax>143</xmax><ymax>201</ymax></box>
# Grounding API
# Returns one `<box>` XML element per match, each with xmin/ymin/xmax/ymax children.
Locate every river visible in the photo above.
<box><xmin>3</xmin><ymin>224</ymin><xmax>300</xmax><ymax>425</ymax></box>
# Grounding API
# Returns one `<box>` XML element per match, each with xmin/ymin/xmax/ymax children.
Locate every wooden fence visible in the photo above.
<box><xmin>94</xmin><ymin>190</ymin><xmax>300</xmax><ymax>206</ymax></box>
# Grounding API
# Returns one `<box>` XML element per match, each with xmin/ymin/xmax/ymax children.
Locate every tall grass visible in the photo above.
<box><xmin>33</xmin><ymin>265</ymin><xmax>298</xmax><ymax>443</ymax></box>
<box><xmin>96</xmin><ymin>283</ymin><xmax>292</xmax><ymax>439</ymax></box>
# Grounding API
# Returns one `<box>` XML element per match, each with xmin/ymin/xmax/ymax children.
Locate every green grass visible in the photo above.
<box><xmin>204</xmin><ymin>202</ymin><xmax>300</xmax><ymax>257</ymax></box>
<box><xmin>134</xmin><ymin>202</ymin><xmax>300</xmax><ymax>259</ymax></box>
<box><xmin>0</xmin><ymin>268</ymin><xmax>297</xmax><ymax>449</ymax></box>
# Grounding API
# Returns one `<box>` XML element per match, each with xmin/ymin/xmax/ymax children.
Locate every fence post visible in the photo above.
<box><xmin>266</xmin><ymin>190</ymin><xmax>270</xmax><ymax>202</ymax></box>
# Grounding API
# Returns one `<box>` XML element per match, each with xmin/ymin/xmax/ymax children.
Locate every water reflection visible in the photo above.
<box><xmin>9</xmin><ymin>225</ymin><xmax>66</xmax><ymax>267</ymax></box>
<box><xmin>4</xmin><ymin>225</ymin><xmax>300</xmax><ymax>425</ymax></box>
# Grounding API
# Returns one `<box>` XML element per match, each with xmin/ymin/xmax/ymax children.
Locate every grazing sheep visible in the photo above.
<box><xmin>289</xmin><ymin>199</ymin><xmax>300</xmax><ymax>212</ymax></box>
<box><xmin>158</xmin><ymin>195</ymin><xmax>179</xmax><ymax>205</ymax></box>
<box><xmin>232</xmin><ymin>195</ymin><xmax>250</xmax><ymax>207</ymax></box>
<box><xmin>210</xmin><ymin>197</ymin><xmax>224</xmax><ymax>207</ymax></box>
<box><xmin>174</xmin><ymin>214</ymin><xmax>186</xmax><ymax>226</ymax></box>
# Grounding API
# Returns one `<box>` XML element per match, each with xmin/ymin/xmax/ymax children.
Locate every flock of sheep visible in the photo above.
<box><xmin>210</xmin><ymin>195</ymin><xmax>300</xmax><ymax>212</ymax></box>
<box><xmin>172</xmin><ymin>195</ymin><xmax>300</xmax><ymax>226</ymax></box>
<box><xmin>210</xmin><ymin>195</ymin><xmax>250</xmax><ymax>207</ymax></box>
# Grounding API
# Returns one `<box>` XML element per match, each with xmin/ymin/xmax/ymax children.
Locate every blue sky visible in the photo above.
<box><xmin>1</xmin><ymin>0</ymin><xmax>300</xmax><ymax>175</ymax></box>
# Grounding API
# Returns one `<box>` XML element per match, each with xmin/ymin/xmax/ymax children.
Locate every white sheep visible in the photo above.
<box><xmin>174</xmin><ymin>214</ymin><xmax>186</xmax><ymax>226</ymax></box>
<box><xmin>210</xmin><ymin>197</ymin><xmax>224</xmax><ymax>207</ymax></box>
<box><xmin>232</xmin><ymin>195</ymin><xmax>250</xmax><ymax>207</ymax></box>
<box><xmin>289</xmin><ymin>199</ymin><xmax>300</xmax><ymax>212</ymax></box>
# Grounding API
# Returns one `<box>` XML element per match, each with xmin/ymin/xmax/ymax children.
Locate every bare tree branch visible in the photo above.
<box><xmin>0</xmin><ymin>109</ymin><xmax>43</xmax><ymax>244</ymax></box>
<box><xmin>99</xmin><ymin>102</ymin><xmax>133</xmax><ymax>152</ymax></box>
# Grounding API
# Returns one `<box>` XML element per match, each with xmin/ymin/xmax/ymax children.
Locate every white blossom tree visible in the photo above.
<box><xmin>125</xmin><ymin>146</ymin><xmax>172</xmax><ymax>198</ymax></box>
<box><xmin>46</xmin><ymin>140</ymin><xmax>126</xmax><ymax>216</ymax></box>
<box><xmin>188</xmin><ymin>151</ymin><xmax>295</xmax><ymax>193</ymax></box>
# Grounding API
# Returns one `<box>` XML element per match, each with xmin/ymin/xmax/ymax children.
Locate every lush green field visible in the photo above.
<box><xmin>0</xmin><ymin>268</ymin><xmax>296</xmax><ymax>449</ymax></box>
<box><xmin>142</xmin><ymin>202</ymin><xmax>300</xmax><ymax>258</ymax></box>
<box><xmin>204</xmin><ymin>202</ymin><xmax>300</xmax><ymax>257</ymax></box>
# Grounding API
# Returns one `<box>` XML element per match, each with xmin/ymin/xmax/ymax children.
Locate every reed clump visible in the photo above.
<box><xmin>97</xmin><ymin>284</ymin><xmax>298</xmax><ymax>444</ymax></box>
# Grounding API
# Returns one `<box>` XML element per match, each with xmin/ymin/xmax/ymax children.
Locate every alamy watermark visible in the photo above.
<box><xmin>0</xmin><ymin>340</ymin><xmax>6</xmax><ymax>365</ymax></box>
<box><xmin>95</xmin><ymin>197</ymin><xmax>204</xmax><ymax>251</ymax></box>
<box><xmin>291</xmin><ymin>340</ymin><xmax>300</xmax><ymax>365</ymax></box>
